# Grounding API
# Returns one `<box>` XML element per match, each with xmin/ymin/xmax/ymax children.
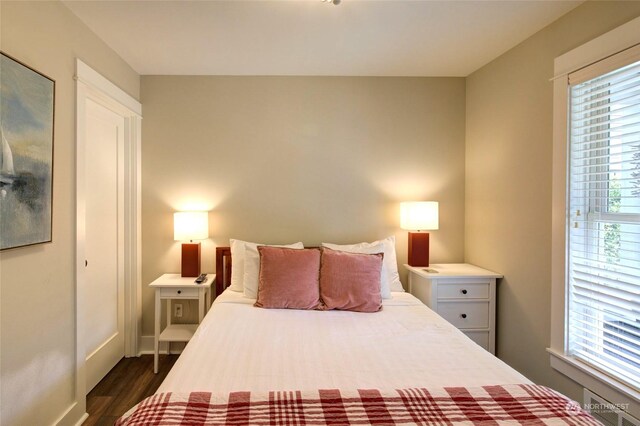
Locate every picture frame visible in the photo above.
<box><xmin>1</xmin><ymin>52</ymin><xmax>55</xmax><ymax>250</ymax></box>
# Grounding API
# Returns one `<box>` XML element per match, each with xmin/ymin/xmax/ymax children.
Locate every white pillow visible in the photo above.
<box><xmin>322</xmin><ymin>236</ymin><xmax>404</xmax><ymax>294</ymax></box>
<box><xmin>357</xmin><ymin>236</ymin><xmax>404</xmax><ymax>293</ymax></box>
<box><xmin>243</xmin><ymin>242</ymin><xmax>304</xmax><ymax>299</ymax></box>
<box><xmin>229</xmin><ymin>239</ymin><xmax>251</xmax><ymax>292</ymax></box>
<box><xmin>321</xmin><ymin>242</ymin><xmax>390</xmax><ymax>298</ymax></box>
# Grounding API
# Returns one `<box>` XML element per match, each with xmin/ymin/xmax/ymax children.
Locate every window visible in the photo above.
<box><xmin>567</xmin><ymin>56</ymin><xmax>640</xmax><ymax>391</ymax></box>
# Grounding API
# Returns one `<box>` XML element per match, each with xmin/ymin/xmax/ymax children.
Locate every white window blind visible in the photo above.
<box><xmin>568</xmin><ymin>54</ymin><xmax>640</xmax><ymax>392</ymax></box>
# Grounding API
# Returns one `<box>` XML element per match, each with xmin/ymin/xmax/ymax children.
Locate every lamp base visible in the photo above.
<box><xmin>408</xmin><ymin>232</ymin><xmax>430</xmax><ymax>267</ymax></box>
<box><xmin>181</xmin><ymin>242</ymin><xmax>201</xmax><ymax>277</ymax></box>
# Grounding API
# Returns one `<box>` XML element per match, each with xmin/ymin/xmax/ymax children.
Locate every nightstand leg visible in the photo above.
<box><xmin>198</xmin><ymin>291</ymin><xmax>205</xmax><ymax>323</ymax></box>
<box><xmin>166</xmin><ymin>299</ymin><xmax>171</xmax><ymax>354</ymax></box>
<box><xmin>154</xmin><ymin>290</ymin><xmax>160</xmax><ymax>374</ymax></box>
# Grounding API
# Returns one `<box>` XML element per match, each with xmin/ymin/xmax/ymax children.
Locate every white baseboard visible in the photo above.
<box><xmin>74</xmin><ymin>413</ymin><xmax>89</xmax><ymax>426</ymax></box>
<box><xmin>138</xmin><ymin>335</ymin><xmax>184</xmax><ymax>356</ymax></box>
<box><xmin>54</xmin><ymin>401</ymin><xmax>87</xmax><ymax>426</ymax></box>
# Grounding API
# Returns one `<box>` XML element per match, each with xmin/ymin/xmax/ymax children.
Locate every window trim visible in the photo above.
<box><xmin>551</xmin><ymin>16</ymin><xmax>640</xmax><ymax>416</ymax></box>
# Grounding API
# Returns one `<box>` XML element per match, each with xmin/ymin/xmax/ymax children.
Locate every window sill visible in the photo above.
<box><xmin>547</xmin><ymin>348</ymin><xmax>639</xmax><ymax>417</ymax></box>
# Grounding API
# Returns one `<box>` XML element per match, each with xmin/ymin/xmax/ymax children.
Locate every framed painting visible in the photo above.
<box><xmin>0</xmin><ymin>52</ymin><xmax>55</xmax><ymax>250</ymax></box>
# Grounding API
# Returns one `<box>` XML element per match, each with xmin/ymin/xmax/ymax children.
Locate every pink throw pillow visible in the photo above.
<box><xmin>319</xmin><ymin>248</ymin><xmax>383</xmax><ymax>312</ymax></box>
<box><xmin>255</xmin><ymin>246</ymin><xmax>321</xmax><ymax>310</ymax></box>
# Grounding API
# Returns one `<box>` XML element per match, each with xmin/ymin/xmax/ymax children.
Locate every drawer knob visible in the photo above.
<box><xmin>461</xmin><ymin>289</ymin><xmax>468</xmax><ymax>295</ymax></box>
<box><xmin>461</xmin><ymin>313</ymin><xmax>467</xmax><ymax>319</ymax></box>
<box><xmin>177</xmin><ymin>290</ymin><xmax>182</xmax><ymax>294</ymax></box>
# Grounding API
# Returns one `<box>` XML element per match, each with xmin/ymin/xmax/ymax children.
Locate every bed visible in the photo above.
<box><xmin>117</xmin><ymin>244</ymin><xmax>599</xmax><ymax>425</ymax></box>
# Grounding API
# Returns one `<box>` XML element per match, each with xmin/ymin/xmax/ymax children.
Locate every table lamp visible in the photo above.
<box><xmin>174</xmin><ymin>211</ymin><xmax>209</xmax><ymax>277</ymax></box>
<box><xmin>400</xmin><ymin>201</ymin><xmax>439</xmax><ymax>267</ymax></box>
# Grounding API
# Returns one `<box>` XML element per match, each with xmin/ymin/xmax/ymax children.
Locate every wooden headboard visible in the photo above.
<box><xmin>215</xmin><ymin>246</ymin><xmax>232</xmax><ymax>296</ymax></box>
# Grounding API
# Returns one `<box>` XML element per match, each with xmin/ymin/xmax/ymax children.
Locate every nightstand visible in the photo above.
<box><xmin>404</xmin><ymin>264</ymin><xmax>501</xmax><ymax>354</ymax></box>
<box><xmin>150</xmin><ymin>273</ymin><xmax>215</xmax><ymax>373</ymax></box>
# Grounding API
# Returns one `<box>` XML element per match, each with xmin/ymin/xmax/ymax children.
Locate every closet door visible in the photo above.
<box><xmin>84</xmin><ymin>98</ymin><xmax>125</xmax><ymax>393</ymax></box>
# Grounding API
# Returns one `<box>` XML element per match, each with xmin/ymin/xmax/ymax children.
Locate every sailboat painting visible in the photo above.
<box><xmin>1</xmin><ymin>127</ymin><xmax>15</xmax><ymax>185</ymax></box>
<box><xmin>1</xmin><ymin>52</ymin><xmax>55</xmax><ymax>250</ymax></box>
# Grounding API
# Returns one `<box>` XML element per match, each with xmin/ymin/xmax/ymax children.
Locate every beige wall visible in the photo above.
<box><xmin>465</xmin><ymin>1</ymin><xmax>640</xmax><ymax>402</ymax></box>
<box><xmin>0</xmin><ymin>2</ymin><xmax>139</xmax><ymax>425</ymax></box>
<box><xmin>141</xmin><ymin>76</ymin><xmax>466</xmax><ymax>333</ymax></box>
<box><xmin>4</xmin><ymin>1</ymin><xmax>639</xmax><ymax>423</ymax></box>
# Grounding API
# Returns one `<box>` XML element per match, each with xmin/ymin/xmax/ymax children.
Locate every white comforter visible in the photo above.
<box><xmin>158</xmin><ymin>290</ymin><xmax>529</xmax><ymax>393</ymax></box>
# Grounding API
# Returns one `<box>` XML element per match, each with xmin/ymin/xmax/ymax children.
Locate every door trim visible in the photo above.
<box><xmin>67</xmin><ymin>59</ymin><xmax>141</xmax><ymax>425</ymax></box>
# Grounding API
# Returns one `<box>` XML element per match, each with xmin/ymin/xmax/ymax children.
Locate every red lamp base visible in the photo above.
<box><xmin>181</xmin><ymin>242</ymin><xmax>201</xmax><ymax>277</ymax></box>
<box><xmin>408</xmin><ymin>232</ymin><xmax>430</xmax><ymax>267</ymax></box>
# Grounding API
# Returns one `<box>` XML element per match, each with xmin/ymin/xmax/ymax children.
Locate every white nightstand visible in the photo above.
<box><xmin>404</xmin><ymin>264</ymin><xmax>502</xmax><ymax>354</ymax></box>
<box><xmin>150</xmin><ymin>273</ymin><xmax>215</xmax><ymax>373</ymax></box>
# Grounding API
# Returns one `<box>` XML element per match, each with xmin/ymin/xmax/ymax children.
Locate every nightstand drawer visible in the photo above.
<box><xmin>464</xmin><ymin>330</ymin><xmax>490</xmax><ymax>350</ymax></box>
<box><xmin>438</xmin><ymin>301</ymin><xmax>489</xmax><ymax>328</ymax></box>
<box><xmin>159</xmin><ymin>287</ymin><xmax>199</xmax><ymax>298</ymax></box>
<box><xmin>438</xmin><ymin>282</ymin><xmax>489</xmax><ymax>299</ymax></box>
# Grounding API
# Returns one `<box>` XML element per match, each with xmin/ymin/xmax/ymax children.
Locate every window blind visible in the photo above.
<box><xmin>568</xmin><ymin>56</ymin><xmax>640</xmax><ymax>391</ymax></box>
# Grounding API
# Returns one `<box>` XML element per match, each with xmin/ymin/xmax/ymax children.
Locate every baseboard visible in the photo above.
<box><xmin>138</xmin><ymin>335</ymin><xmax>184</xmax><ymax>356</ymax></box>
<box><xmin>74</xmin><ymin>413</ymin><xmax>89</xmax><ymax>426</ymax></box>
<box><xmin>54</xmin><ymin>401</ymin><xmax>87</xmax><ymax>426</ymax></box>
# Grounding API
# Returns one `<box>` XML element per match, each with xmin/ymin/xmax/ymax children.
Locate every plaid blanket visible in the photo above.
<box><xmin>116</xmin><ymin>384</ymin><xmax>600</xmax><ymax>425</ymax></box>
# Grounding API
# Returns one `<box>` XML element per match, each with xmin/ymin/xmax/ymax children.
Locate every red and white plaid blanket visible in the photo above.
<box><xmin>117</xmin><ymin>384</ymin><xmax>600</xmax><ymax>425</ymax></box>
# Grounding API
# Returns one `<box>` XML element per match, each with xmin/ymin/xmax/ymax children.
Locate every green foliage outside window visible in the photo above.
<box><xmin>633</xmin><ymin>146</ymin><xmax>640</xmax><ymax>196</ymax></box>
<box><xmin>604</xmin><ymin>178</ymin><xmax>621</xmax><ymax>264</ymax></box>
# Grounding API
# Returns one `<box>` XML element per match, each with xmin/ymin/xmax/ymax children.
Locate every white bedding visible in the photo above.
<box><xmin>158</xmin><ymin>289</ymin><xmax>529</xmax><ymax>393</ymax></box>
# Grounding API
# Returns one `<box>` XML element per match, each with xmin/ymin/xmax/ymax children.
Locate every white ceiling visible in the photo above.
<box><xmin>63</xmin><ymin>0</ymin><xmax>582</xmax><ymax>77</ymax></box>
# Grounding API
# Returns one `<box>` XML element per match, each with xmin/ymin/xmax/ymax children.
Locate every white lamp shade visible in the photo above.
<box><xmin>174</xmin><ymin>211</ymin><xmax>209</xmax><ymax>241</ymax></box>
<box><xmin>400</xmin><ymin>201</ymin><xmax>439</xmax><ymax>231</ymax></box>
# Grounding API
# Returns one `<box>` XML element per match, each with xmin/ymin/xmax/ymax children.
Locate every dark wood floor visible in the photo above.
<box><xmin>83</xmin><ymin>354</ymin><xmax>179</xmax><ymax>426</ymax></box>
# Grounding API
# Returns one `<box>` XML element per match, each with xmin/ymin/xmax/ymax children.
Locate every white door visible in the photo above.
<box><xmin>84</xmin><ymin>98</ymin><xmax>125</xmax><ymax>393</ymax></box>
